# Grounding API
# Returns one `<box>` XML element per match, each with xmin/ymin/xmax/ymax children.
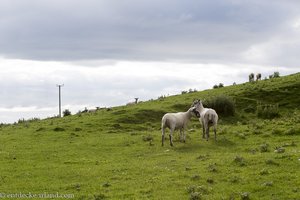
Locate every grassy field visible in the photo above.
<box><xmin>0</xmin><ymin>73</ymin><xmax>300</xmax><ymax>200</ymax></box>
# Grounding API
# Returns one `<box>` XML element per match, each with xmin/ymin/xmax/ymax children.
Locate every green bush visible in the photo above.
<box><xmin>204</xmin><ymin>95</ymin><xmax>235</xmax><ymax>116</ymax></box>
<box><xmin>257</xmin><ymin>103</ymin><xmax>280</xmax><ymax>119</ymax></box>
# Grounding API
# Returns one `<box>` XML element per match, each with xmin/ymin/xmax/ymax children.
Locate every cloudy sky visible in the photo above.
<box><xmin>0</xmin><ymin>0</ymin><xmax>299</xmax><ymax>123</ymax></box>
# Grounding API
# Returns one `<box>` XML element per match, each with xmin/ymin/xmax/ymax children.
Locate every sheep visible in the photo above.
<box><xmin>126</xmin><ymin>98</ymin><xmax>139</xmax><ymax>106</ymax></box>
<box><xmin>249</xmin><ymin>73</ymin><xmax>255</xmax><ymax>82</ymax></box>
<box><xmin>88</xmin><ymin>109</ymin><xmax>97</xmax><ymax>113</ymax></box>
<box><xmin>256</xmin><ymin>73</ymin><xmax>262</xmax><ymax>81</ymax></box>
<box><xmin>161</xmin><ymin>106</ymin><xmax>200</xmax><ymax>146</ymax></box>
<box><xmin>192</xmin><ymin>99</ymin><xmax>218</xmax><ymax>141</ymax></box>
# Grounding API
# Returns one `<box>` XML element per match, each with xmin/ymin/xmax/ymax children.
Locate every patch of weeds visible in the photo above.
<box><xmin>253</xmin><ymin>129</ymin><xmax>262</xmax><ymax>135</ymax></box>
<box><xmin>36</xmin><ymin>127</ymin><xmax>45</xmax><ymax>132</ymax></box>
<box><xmin>93</xmin><ymin>194</ymin><xmax>106</xmax><ymax>200</ymax></box>
<box><xmin>142</xmin><ymin>135</ymin><xmax>153</xmax><ymax>142</ymax></box>
<box><xmin>140</xmin><ymin>189</ymin><xmax>153</xmax><ymax>197</ymax></box>
<box><xmin>274</xmin><ymin>147</ymin><xmax>285</xmax><ymax>153</ymax></box>
<box><xmin>260</xmin><ymin>143</ymin><xmax>269</xmax><ymax>153</ymax></box>
<box><xmin>53</xmin><ymin>127</ymin><xmax>65</xmax><ymax>132</ymax></box>
<box><xmin>229</xmin><ymin>176</ymin><xmax>240</xmax><ymax>183</ymax></box>
<box><xmin>71</xmin><ymin>183</ymin><xmax>81</xmax><ymax>191</ymax></box>
<box><xmin>262</xmin><ymin>181</ymin><xmax>273</xmax><ymax>187</ymax></box>
<box><xmin>102</xmin><ymin>182</ymin><xmax>111</xmax><ymax>188</ymax></box>
<box><xmin>185</xmin><ymin>167</ymin><xmax>192</xmax><ymax>171</ymax></box>
<box><xmin>208</xmin><ymin>163</ymin><xmax>217</xmax><ymax>173</ymax></box>
<box><xmin>112</xmin><ymin>123</ymin><xmax>122</xmax><ymax>129</ymax></box>
<box><xmin>292</xmin><ymin>188</ymin><xmax>299</xmax><ymax>193</ymax></box>
<box><xmin>247</xmin><ymin>148</ymin><xmax>257</xmax><ymax>154</ymax></box>
<box><xmin>206</xmin><ymin>178</ymin><xmax>214</xmax><ymax>184</ymax></box>
<box><xmin>234</xmin><ymin>156</ymin><xmax>246</xmax><ymax>166</ymax></box>
<box><xmin>237</xmin><ymin>133</ymin><xmax>246</xmax><ymax>139</ymax></box>
<box><xmin>77</xmin><ymin>196</ymin><xmax>88</xmax><ymax>200</ymax></box>
<box><xmin>70</xmin><ymin>133</ymin><xmax>79</xmax><ymax>137</ymax></box>
<box><xmin>259</xmin><ymin>168</ymin><xmax>270</xmax><ymax>175</ymax></box>
<box><xmin>265</xmin><ymin>159</ymin><xmax>279</xmax><ymax>166</ymax></box>
<box><xmin>219</xmin><ymin>127</ymin><xmax>228</xmax><ymax>135</ymax></box>
<box><xmin>190</xmin><ymin>192</ymin><xmax>201</xmax><ymax>200</ymax></box>
<box><xmin>240</xmin><ymin>192</ymin><xmax>250</xmax><ymax>200</ymax></box>
<box><xmin>187</xmin><ymin>185</ymin><xmax>210</xmax><ymax>195</ymax></box>
<box><xmin>196</xmin><ymin>154</ymin><xmax>210</xmax><ymax>161</ymax></box>
<box><xmin>74</xmin><ymin>127</ymin><xmax>82</xmax><ymax>132</ymax></box>
<box><xmin>191</xmin><ymin>175</ymin><xmax>201</xmax><ymax>181</ymax></box>
<box><xmin>257</xmin><ymin>103</ymin><xmax>280</xmax><ymax>119</ymax></box>
<box><xmin>271</xmin><ymin>128</ymin><xmax>283</xmax><ymax>135</ymax></box>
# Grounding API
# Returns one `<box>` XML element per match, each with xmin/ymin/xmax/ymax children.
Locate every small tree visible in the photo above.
<box><xmin>273</xmin><ymin>71</ymin><xmax>280</xmax><ymax>78</ymax></box>
<box><xmin>63</xmin><ymin>109</ymin><xmax>71</xmax><ymax>117</ymax></box>
<box><xmin>218</xmin><ymin>83</ymin><xmax>224</xmax><ymax>88</ymax></box>
<box><xmin>213</xmin><ymin>85</ymin><xmax>219</xmax><ymax>89</ymax></box>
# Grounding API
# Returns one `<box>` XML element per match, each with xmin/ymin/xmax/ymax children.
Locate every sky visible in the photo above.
<box><xmin>0</xmin><ymin>0</ymin><xmax>300</xmax><ymax>123</ymax></box>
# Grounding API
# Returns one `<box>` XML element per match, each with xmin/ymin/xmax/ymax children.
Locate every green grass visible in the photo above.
<box><xmin>0</xmin><ymin>73</ymin><xmax>300</xmax><ymax>199</ymax></box>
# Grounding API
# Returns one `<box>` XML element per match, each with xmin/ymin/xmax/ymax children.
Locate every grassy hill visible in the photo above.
<box><xmin>0</xmin><ymin>73</ymin><xmax>299</xmax><ymax>200</ymax></box>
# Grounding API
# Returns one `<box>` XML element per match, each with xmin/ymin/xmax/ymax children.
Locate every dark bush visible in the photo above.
<box><xmin>63</xmin><ymin>109</ymin><xmax>71</xmax><ymax>117</ymax></box>
<box><xmin>213</xmin><ymin>85</ymin><xmax>219</xmax><ymax>89</ymax></box>
<box><xmin>218</xmin><ymin>83</ymin><xmax>224</xmax><ymax>88</ymax></box>
<box><xmin>205</xmin><ymin>95</ymin><xmax>235</xmax><ymax>116</ymax></box>
<box><xmin>273</xmin><ymin>71</ymin><xmax>280</xmax><ymax>78</ymax></box>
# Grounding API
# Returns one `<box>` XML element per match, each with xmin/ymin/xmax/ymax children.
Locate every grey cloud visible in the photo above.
<box><xmin>1</xmin><ymin>0</ymin><xmax>300</xmax><ymax>66</ymax></box>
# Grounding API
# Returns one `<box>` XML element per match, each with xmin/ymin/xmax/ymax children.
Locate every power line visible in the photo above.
<box><xmin>56</xmin><ymin>84</ymin><xmax>64</xmax><ymax>117</ymax></box>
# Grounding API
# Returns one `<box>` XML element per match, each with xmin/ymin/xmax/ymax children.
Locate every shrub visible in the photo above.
<box><xmin>213</xmin><ymin>85</ymin><xmax>219</xmax><ymax>89</ymax></box>
<box><xmin>205</xmin><ymin>95</ymin><xmax>235</xmax><ymax>116</ymax></box>
<box><xmin>273</xmin><ymin>71</ymin><xmax>280</xmax><ymax>78</ymax></box>
<box><xmin>257</xmin><ymin>103</ymin><xmax>279</xmax><ymax>119</ymax></box>
<box><xmin>241</xmin><ymin>192</ymin><xmax>250</xmax><ymax>200</ymax></box>
<box><xmin>63</xmin><ymin>109</ymin><xmax>71</xmax><ymax>117</ymax></box>
<box><xmin>234</xmin><ymin>156</ymin><xmax>246</xmax><ymax>166</ymax></box>
<box><xmin>260</xmin><ymin>143</ymin><xmax>269</xmax><ymax>152</ymax></box>
<box><xmin>265</xmin><ymin>159</ymin><xmax>279</xmax><ymax>166</ymax></box>
<box><xmin>181</xmin><ymin>91</ymin><xmax>188</xmax><ymax>94</ymax></box>
<box><xmin>142</xmin><ymin>135</ymin><xmax>153</xmax><ymax>142</ymax></box>
<box><xmin>190</xmin><ymin>192</ymin><xmax>201</xmax><ymax>200</ymax></box>
<box><xmin>53</xmin><ymin>127</ymin><xmax>65</xmax><ymax>132</ymax></box>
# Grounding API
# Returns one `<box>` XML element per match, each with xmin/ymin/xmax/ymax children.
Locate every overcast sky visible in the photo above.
<box><xmin>0</xmin><ymin>0</ymin><xmax>299</xmax><ymax>123</ymax></box>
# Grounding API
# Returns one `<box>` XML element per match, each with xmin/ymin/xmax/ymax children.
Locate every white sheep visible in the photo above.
<box><xmin>126</xmin><ymin>98</ymin><xmax>139</xmax><ymax>106</ymax></box>
<box><xmin>161</xmin><ymin>106</ymin><xmax>200</xmax><ymax>146</ymax></box>
<box><xmin>192</xmin><ymin>99</ymin><xmax>218</xmax><ymax>141</ymax></box>
<box><xmin>88</xmin><ymin>109</ymin><xmax>97</xmax><ymax>113</ymax></box>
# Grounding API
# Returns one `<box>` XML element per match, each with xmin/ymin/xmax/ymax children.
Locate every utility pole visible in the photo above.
<box><xmin>56</xmin><ymin>84</ymin><xmax>64</xmax><ymax>117</ymax></box>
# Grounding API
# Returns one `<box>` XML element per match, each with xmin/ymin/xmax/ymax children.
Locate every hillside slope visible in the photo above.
<box><xmin>0</xmin><ymin>73</ymin><xmax>299</xmax><ymax>199</ymax></box>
